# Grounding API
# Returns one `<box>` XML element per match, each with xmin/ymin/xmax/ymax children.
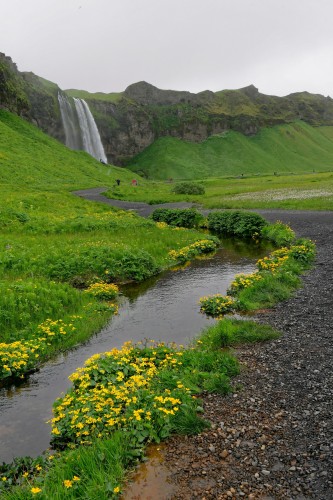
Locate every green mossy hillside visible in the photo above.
<box><xmin>126</xmin><ymin>121</ymin><xmax>333</xmax><ymax>179</ymax></box>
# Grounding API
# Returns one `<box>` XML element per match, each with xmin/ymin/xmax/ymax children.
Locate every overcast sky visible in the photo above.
<box><xmin>1</xmin><ymin>0</ymin><xmax>333</xmax><ymax>97</ymax></box>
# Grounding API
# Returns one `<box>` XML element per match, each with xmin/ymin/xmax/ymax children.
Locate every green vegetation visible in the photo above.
<box><xmin>1</xmin><ymin>316</ymin><xmax>279</xmax><ymax>498</ymax></box>
<box><xmin>65</xmin><ymin>89</ymin><xmax>123</xmax><ymax>103</ymax></box>
<box><xmin>126</xmin><ymin>121</ymin><xmax>333</xmax><ymax>180</ymax></box>
<box><xmin>172</xmin><ymin>181</ymin><xmax>205</xmax><ymax>195</ymax></box>
<box><xmin>200</xmin><ymin>235</ymin><xmax>316</xmax><ymax>317</ymax></box>
<box><xmin>151</xmin><ymin>207</ymin><xmax>203</xmax><ymax>228</ymax></box>
<box><xmin>208</xmin><ymin>210</ymin><xmax>266</xmax><ymax>239</ymax></box>
<box><xmin>105</xmin><ymin>171</ymin><xmax>333</xmax><ymax>211</ymax></box>
<box><xmin>0</xmin><ymin>110</ymin><xmax>217</xmax><ymax>383</ymax></box>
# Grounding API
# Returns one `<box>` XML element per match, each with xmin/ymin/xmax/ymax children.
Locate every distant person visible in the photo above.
<box><xmin>131</xmin><ymin>179</ymin><xmax>138</xmax><ymax>186</ymax></box>
<box><xmin>116</xmin><ymin>179</ymin><xmax>121</xmax><ymax>186</ymax></box>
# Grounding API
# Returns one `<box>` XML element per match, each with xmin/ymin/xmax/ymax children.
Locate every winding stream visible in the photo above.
<box><xmin>0</xmin><ymin>240</ymin><xmax>268</xmax><ymax>463</ymax></box>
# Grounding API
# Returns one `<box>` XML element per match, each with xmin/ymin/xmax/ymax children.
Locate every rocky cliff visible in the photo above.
<box><xmin>0</xmin><ymin>53</ymin><xmax>64</xmax><ymax>142</ymax></box>
<box><xmin>2</xmin><ymin>53</ymin><xmax>333</xmax><ymax>166</ymax></box>
<box><xmin>68</xmin><ymin>81</ymin><xmax>333</xmax><ymax>165</ymax></box>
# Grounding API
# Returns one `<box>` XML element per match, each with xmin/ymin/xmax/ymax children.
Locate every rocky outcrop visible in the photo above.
<box><xmin>0</xmin><ymin>53</ymin><xmax>64</xmax><ymax>141</ymax></box>
<box><xmin>0</xmin><ymin>53</ymin><xmax>29</xmax><ymax>115</ymax></box>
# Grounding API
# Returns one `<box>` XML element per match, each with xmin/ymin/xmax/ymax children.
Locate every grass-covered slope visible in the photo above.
<box><xmin>126</xmin><ymin>121</ymin><xmax>333</xmax><ymax>180</ymax></box>
<box><xmin>0</xmin><ymin>110</ymin><xmax>218</xmax><ymax>381</ymax></box>
<box><xmin>0</xmin><ymin>109</ymin><xmax>132</xmax><ymax>188</ymax></box>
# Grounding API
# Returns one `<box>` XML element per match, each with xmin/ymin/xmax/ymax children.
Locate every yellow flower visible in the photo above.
<box><xmin>73</xmin><ymin>476</ymin><xmax>80</xmax><ymax>482</ymax></box>
<box><xmin>64</xmin><ymin>479</ymin><xmax>73</xmax><ymax>488</ymax></box>
<box><xmin>114</xmin><ymin>486</ymin><xmax>120</xmax><ymax>493</ymax></box>
<box><xmin>31</xmin><ymin>487</ymin><xmax>42</xmax><ymax>494</ymax></box>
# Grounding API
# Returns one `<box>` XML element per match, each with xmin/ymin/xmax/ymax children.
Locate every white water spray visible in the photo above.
<box><xmin>58</xmin><ymin>93</ymin><xmax>107</xmax><ymax>163</ymax></box>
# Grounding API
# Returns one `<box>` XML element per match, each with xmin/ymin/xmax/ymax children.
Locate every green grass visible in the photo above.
<box><xmin>65</xmin><ymin>89</ymin><xmax>123</xmax><ymax>103</ymax></box>
<box><xmin>0</xmin><ymin>110</ymin><xmax>216</xmax><ymax>382</ymax></box>
<box><xmin>104</xmin><ymin>171</ymin><xmax>333</xmax><ymax>210</ymax></box>
<box><xmin>126</xmin><ymin>121</ymin><xmax>333</xmax><ymax>180</ymax></box>
<box><xmin>0</xmin><ymin>315</ymin><xmax>281</xmax><ymax>499</ymax></box>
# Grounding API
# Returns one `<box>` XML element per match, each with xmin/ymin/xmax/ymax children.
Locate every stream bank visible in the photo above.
<box><xmin>133</xmin><ymin>210</ymin><xmax>333</xmax><ymax>499</ymax></box>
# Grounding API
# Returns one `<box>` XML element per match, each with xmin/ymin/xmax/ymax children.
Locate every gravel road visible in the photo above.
<box><xmin>74</xmin><ymin>190</ymin><xmax>333</xmax><ymax>499</ymax></box>
<box><xmin>163</xmin><ymin>210</ymin><xmax>333</xmax><ymax>499</ymax></box>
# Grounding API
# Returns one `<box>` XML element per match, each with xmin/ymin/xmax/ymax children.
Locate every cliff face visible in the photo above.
<box><xmin>82</xmin><ymin>82</ymin><xmax>333</xmax><ymax>165</ymax></box>
<box><xmin>21</xmin><ymin>72</ymin><xmax>64</xmax><ymax>142</ymax></box>
<box><xmin>0</xmin><ymin>53</ymin><xmax>64</xmax><ymax>142</ymax></box>
<box><xmin>2</xmin><ymin>54</ymin><xmax>333</xmax><ymax>166</ymax></box>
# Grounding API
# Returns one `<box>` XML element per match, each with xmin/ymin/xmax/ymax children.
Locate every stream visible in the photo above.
<box><xmin>0</xmin><ymin>240</ymin><xmax>268</xmax><ymax>464</ymax></box>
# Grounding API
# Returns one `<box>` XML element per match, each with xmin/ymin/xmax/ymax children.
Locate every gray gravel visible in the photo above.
<box><xmin>163</xmin><ymin>210</ymin><xmax>333</xmax><ymax>499</ymax></box>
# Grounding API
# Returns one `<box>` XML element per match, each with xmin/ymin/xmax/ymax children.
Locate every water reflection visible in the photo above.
<box><xmin>0</xmin><ymin>240</ymin><xmax>269</xmax><ymax>463</ymax></box>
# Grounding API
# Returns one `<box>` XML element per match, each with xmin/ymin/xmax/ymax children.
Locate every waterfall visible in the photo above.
<box><xmin>58</xmin><ymin>93</ymin><xmax>107</xmax><ymax>163</ymax></box>
<box><xmin>73</xmin><ymin>98</ymin><xmax>107</xmax><ymax>163</ymax></box>
<box><xmin>57</xmin><ymin>93</ymin><xmax>82</xmax><ymax>150</ymax></box>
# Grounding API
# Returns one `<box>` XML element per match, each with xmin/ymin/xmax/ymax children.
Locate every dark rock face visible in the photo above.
<box><xmin>22</xmin><ymin>72</ymin><xmax>65</xmax><ymax>142</ymax></box>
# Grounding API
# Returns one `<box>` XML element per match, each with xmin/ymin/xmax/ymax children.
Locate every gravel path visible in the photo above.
<box><xmin>73</xmin><ymin>188</ymin><xmax>194</xmax><ymax>217</ymax></box>
<box><xmin>74</xmin><ymin>190</ymin><xmax>333</xmax><ymax>499</ymax></box>
<box><xmin>162</xmin><ymin>210</ymin><xmax>333</xmax><ymax>500</ymax></box>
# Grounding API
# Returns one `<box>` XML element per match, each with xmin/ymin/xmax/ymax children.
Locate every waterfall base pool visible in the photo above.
<box><xmin>0</xmin><ymin>240</ymin><xmax>269</xmax><ymax>463</ymax></box>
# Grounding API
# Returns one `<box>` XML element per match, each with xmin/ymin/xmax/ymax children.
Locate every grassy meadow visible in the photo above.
<box><xmin>105</xmin><ymin>171</ymin><xmax>333</xmax><ymax>210</ymax></box>
<box><xmin>0</xmin><ymin>108</ymin><xmax>325</xmax><ymax>498</ymax></box>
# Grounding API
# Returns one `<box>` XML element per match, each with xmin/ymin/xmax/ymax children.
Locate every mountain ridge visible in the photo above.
<box><xmin>2</xmin><ymin>52</ymin><xmax>333</xmax><ymax>169</ymax></box>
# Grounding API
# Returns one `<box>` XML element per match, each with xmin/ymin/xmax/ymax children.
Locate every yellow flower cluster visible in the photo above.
<box><xmin>169</xmin><ymin>239</ymin><xmax>218</xmax><ymax>263</ymax></box>
<box><xmin>84</xmin><ymin>281</ymin><xmax>119</xmax><ymax>300</ymax></box>
<box><xmin>50</xmin><ymin>342</ymin><xmax>189</xmax><ymax>446</ymax></box>
<box><xmin>228</xmin><ymin>272</ymin><xmax>263</xmax><ymax>295</ymax></box>
<box><xmin>256</xmin><ymin>254</ymin><xmax>289</xmax><ymax>272</ymax></box>
<box><xmin>199</xmin><ymin>294</ymin><xmax>236</xmax><ymax>317</ymax></box>
<box><xmin>155</xmin><ymin>221</ymin><xmax>168</xmax><ymax>229</ymax></box>
<box><xmin>0</xmin><ymin>318</ymin><xmax>81</xmax><ymax>380</ymax></box>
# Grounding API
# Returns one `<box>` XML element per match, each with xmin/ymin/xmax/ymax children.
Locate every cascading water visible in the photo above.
<box><xmin>58</xmin><ymin>93</ymin><xmax>107</xmax><ymax>163</ymax></box>
<box><xmin>73</xmin><ymin>98</ymin><xmax>107</xmax><ymax>163</ymax></box>
<box><xmin>57</xmin><ymin>93</ymin><xmax>82</xmax><ymax>150</ymax></box>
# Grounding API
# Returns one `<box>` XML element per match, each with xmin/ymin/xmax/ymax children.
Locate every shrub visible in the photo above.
<box><xmin>151</xmin><ymin>208</ymin><xmax>203</xmax><ymax>228</ymax></box>
<box><xmin>172</xmin><ymin>182</ymin><xmax>205</xmax><ymax>195</ymax></box>
<box><xmin>208</xmin><ymin>210</ymin><xmax>266</xmax><ymax>239</ymax></box>
<box><xmin>261</xmin><ymin>221</ymin><xmax>295</xmax><ymax>247</ymax></box>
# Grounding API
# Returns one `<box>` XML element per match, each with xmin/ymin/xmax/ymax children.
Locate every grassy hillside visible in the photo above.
<box><xmin>126</xmin><ymin>121</ymin><xmax>333</xmax><ymax>180</ymax></box>
<box><xmin>65</xmin><ymin>89</ymin><xmax>123</xmax><ymax>103</ymax></box>
<box><xmin>0</xmin><ymin>110</ymin><xmax>215</xmax><ymax>380</ymax></box>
